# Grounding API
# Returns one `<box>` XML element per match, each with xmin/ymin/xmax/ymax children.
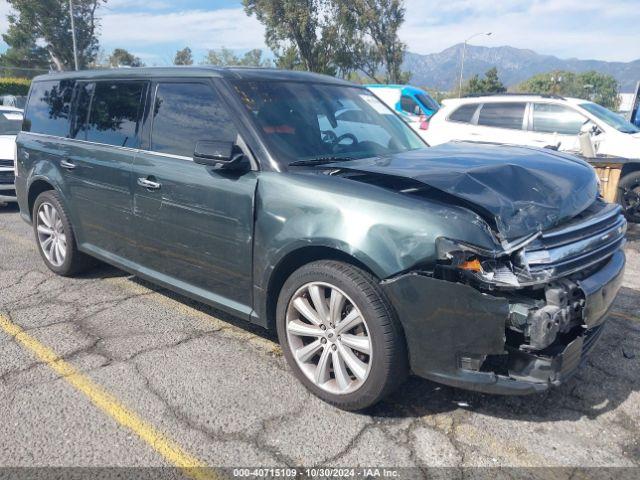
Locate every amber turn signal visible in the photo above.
<box><xmin>459</xmin><ymin>258</ymin><xmax>483</xmax><ymax>272</ymax></box>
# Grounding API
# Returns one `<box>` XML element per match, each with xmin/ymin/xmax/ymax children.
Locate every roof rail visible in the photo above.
<box><xmin>463</xmin><ymin>92</ymin><xmax>566</xmax><ymax>100</ymax></box>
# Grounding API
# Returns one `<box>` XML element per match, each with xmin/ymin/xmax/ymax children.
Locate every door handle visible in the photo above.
<box><xmin>60</xmin><ymin>159</ymin><xmax>76</xmax><ymax>170</ymax></box>
<box><xmin>137</xmin><ymin>177</ymin><xmax>161</xmax><ymax>190</ymax></box>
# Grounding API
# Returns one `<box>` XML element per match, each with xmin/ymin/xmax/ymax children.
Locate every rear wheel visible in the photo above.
<box><xmin>618</xmin><ymin>171</ymin><xmax>640</xmax><ymax>223</ymax></box>
<box><xmin>33</xmin><ymin>190</ymin><xmax>94</xmax><ymax>276</ymax></box>
<box><xmin>276</xmin><ymin>260</ymin><xmax>408</xmax><ymax>411</ymax></box>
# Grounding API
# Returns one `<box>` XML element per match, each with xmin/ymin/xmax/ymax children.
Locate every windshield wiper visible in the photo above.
<box><xmin>289</xmin><ymin>156</ymin><xmax>355</xmax><ymax>167</ymax></box>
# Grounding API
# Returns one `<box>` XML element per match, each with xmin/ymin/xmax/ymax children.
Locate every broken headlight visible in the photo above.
<box><xmin>435</xmin><ymin>237</ymin><xmax>531</xmax><ymax>287</ymax></box>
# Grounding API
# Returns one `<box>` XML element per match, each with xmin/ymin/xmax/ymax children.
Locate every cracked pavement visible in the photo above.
<box><xmin>0</xmin><ymin>203</ymin><xmax>639</xmax><ymax>476</ymax></box>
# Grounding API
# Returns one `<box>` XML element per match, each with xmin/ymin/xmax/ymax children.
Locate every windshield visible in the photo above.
<box><xmin>580</xmin><ymin>102</ymin><xmax>640</xmax><ymax>134</ymax></box>
<box><xmin>232</xmin><ymin>81</ymin><xmax>425</xmax><ymax>165</ymax></box>
<box><xmin>0</xmin><ymin>110</ymin><xmax>23</xmax><ymax>135</ymax></box>
<box><xmin>416</xmin><ymin>93</ymin><xmax>440</xmax><ymax>113</ymax></box>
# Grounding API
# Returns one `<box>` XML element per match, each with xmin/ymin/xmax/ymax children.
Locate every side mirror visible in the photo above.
<box><xmin>580</xmin><ymin>121</ymin><xmax>601</xmax><ymax>136</ymax></box>
<box><xmin>193</xmin><ymin>141</ymin><xmax>245</xmax><ymax>169</ymax></box>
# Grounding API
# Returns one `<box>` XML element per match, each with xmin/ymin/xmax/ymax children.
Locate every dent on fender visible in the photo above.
<box><xmin>253</xmin><ymin>171</ymin><xmax>497</xmax><ymax>283</ymax></box>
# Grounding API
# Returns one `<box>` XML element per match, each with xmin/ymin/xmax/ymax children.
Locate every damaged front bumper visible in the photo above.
<box><xmin>381</xmin><ymin>250</ymin><xmax>625</xmax><ymax>395</ymax></box>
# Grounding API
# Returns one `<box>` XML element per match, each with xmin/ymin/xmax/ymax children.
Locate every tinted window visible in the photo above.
<box><xmin>532</xmin><ymin>104</ymin><xmax>586</xmax><ymax>135</ymax></box>
<box><xmin>400</xmin><ymin>95</ymin><xmax>420</xmax><ymax>115</ymax></box>
<box><xmin>449</xmin><ymin>104</ymin><xmax>478</xmax><ymax>123</ymax></box>
<box><xmin>478</xmin><ymin>103</ymin><xmax>526</xmax><ymax>130</ymax></box>
<box><xmin>70</xmin><ymin>82</ymin><xmax>94</xmax><ymax>140</ymax></box>
<box><xmin>78</xmin><ymin>81</ymin><xmax>145</xmax><ymax>147</ymax></box>
<box><xmin>150</xmin><ymin>82</ymin><xmax>237</xmax><ymax>158</ymax></box>
<box><xmin>24</xmin><ymin>80</ymin><xmax>75</xmax><ymax>137</ymax></box>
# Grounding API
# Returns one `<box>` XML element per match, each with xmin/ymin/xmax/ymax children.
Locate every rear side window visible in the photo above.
<box><xmin>478</xmin><ymin>103</ymin><xmax>526</xmax><ymax>130</ymax></box>
<box><xmin>150</xmin><ymin>82</ymin><xmax>237</xmax><ymax>158</ymax></box>
<box><xmin>532</xmin><ymin>103</ymin><xmax>586</xmax><ymax>135</ymax></box>
<box><xmin>73</xmin><ymin>81</ymin><xmax>146</xmax><ymax>148</ymax></box>
<box><xmin>448</xmin><ymin>104</ymin><xmax>478</xmax><ymax>123</ymax></box>
<box><xmin>24</xmin><ymin>80</ymin><xmax>75</xmax><ymax>137</ymax></box>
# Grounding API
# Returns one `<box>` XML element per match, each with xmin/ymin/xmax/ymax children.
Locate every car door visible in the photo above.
<box><xmin>131</xmin><ymin>79</ymin><xmax>257</xmax><ymax>316</ymax></box>
<box><xmin>63</xmin><ymin>79</ymin><xmax>147</xmax><ymax>258</ymax></box>
<box><xmin>474</xmin><ymin>102</ymin><xmax>529</xmax><ymax>145</ymax></box>
<box><xmin>528</xmin><ymin>103</ymin><xmax>586</xmax><ymax>151</ymax></box>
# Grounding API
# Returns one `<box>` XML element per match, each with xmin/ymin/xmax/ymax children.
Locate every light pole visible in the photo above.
<box><xmin>69</xmin><ymin>0</ymin><xmax>79</xmax><ymax>71</ymax></box>
<box><xmin>458</xmin><ymin>32</ymin><xmax>492</xmax><ymax>97</ymax></box>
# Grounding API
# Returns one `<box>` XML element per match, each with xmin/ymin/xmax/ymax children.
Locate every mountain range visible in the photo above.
<box><xmin>403</xmin><ymin>44</ymin><xmax>640</xmax><ymax>93</ymax></box>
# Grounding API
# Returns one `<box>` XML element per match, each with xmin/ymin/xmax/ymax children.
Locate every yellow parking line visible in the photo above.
<box><xmin>0</xmin><ymin>313</ymin><xmax>217</xmax><ymax>480</ymax></box>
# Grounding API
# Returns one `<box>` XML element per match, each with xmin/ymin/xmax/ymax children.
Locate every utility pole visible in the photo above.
<box><xmin>458</xmin><ymin>32</ymin><xmax>492</xmax><ymax>97</ymax></box>
<box><xmin>69</xmin><ymin>0</ymin><xmax>79</xmax><ymax>71</ymax></box>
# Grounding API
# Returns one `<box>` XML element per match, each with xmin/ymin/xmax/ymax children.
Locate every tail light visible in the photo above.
<box><xmin>419</xmin><ymin>115</ymin><xmax>430</xmax><ymax>130</ymax></box>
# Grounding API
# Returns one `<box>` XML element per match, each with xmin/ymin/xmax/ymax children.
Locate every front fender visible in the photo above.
<box><xmin>252</xmin><ymin>171</ymin><xmax>497</xmax><ymax>328</ymax></box>
<box><xmin>254</xmin><ymin>171</ymin><xmax>495</xmax><ymax>286</ymax></box>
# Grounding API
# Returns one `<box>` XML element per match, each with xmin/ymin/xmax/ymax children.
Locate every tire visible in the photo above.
<box><xmin>32</xmin><ymin>190</ymin><xmax>95</xmax><ymax>276</ymax></box>
<box><xmin>276</xmin><ymin>260</ymin><xmax>408</xmax><ymax>411</ymax></box>
<box><xmin>617</xmin><ymin>171</ymin><xmax>640</xmax><ymax>223</ymax></box>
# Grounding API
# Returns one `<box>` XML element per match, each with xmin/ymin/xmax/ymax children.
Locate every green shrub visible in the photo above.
<box><xmin>0</xmin><ymin>77</ymin><xmax>31</xmax><ymax>96</ymax></box>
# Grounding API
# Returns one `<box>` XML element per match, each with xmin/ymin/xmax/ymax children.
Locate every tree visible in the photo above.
<box><xmin>203</xmin><ymin>47</ymin><xmax>239</xmax><ymax>66</ymax></box>
<box><xmin>243</xmin><ymin>0</ymin><xmax>345</xmax><ymax>75</ymax></box>
<box><xmin>239</xmin><ymin>49</ymin><xmax>272</xmax><ymax>68</ymax></box>
<box><xmin>1</xmin><ymin>0</ymin><xmax>106</xmax><ymax>71</ymax></box>
<box><xmin>517</xmin><ymin>70</ymin><xmax>619</xmax><ymax>110</ymax></box>
<box><xmin>243</xmin><ymin>0</ymin><xmax>409</xmax><ymax>82</ymax></box>
<box><xmin>337</xmin><ymin>0</ymin><xmax>409</xmax><ymax>84</ymax></box>
<box><xmin>462</xmin><ymin>67</ymin><xmax>506</xmax><ymax>95</ymax></box>
<box><xmin>202</xmin><ymin>47</ymin><xmax>272</xmax><ymax>67</ymax></box>
<box><xmin>109</xmin><ymin>48</ymin><xmax>144</xmax><ymax>68</ymax></box>
<box><xmin>174</xmin><ymin>47</ymin><xmax>193</xmax><ymax>66</ymax></box>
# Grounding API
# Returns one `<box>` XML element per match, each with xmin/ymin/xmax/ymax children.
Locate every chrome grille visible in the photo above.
<box><xmin>523</xmin><ymin>202</ymin><xmax>626</xmax><ymax>282</ymax></box>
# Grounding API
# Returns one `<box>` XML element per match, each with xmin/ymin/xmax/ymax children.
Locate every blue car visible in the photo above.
<box><xmin>367</xmin><ymin>84</ymin><xmax>440</xmax><ymax>118</ymax></box>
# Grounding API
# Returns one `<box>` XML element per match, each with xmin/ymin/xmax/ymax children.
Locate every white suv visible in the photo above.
<box><xmin>0</xmin><ymin>106</ymin><xmax>23</xmax><ymax>205</ymax></box>
<box><xmin>425</xmin><ymin>94</ymin><xmax>640</xmax><ymax>159</ymax></box>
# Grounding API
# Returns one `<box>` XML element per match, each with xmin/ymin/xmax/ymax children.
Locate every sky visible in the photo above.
<box><xmin>0</xmin><ymin>0</ymin><xmax>638</xmax><ymax>65</ymax></box>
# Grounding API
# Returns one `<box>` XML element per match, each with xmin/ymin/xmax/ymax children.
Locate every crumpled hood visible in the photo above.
<box><xmin>330</xmin><ymin>142</ymin><xmax>599</xmax><ymax>241</ymax></box>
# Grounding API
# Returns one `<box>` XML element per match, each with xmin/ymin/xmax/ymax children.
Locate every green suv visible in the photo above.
<box><xmin>15</xmin><ymin>68</ymin><xmax>626</xmax><ymax>410</ymax></box>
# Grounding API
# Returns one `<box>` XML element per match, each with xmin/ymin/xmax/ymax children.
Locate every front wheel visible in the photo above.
<box><xmin>618</xmin><ymin>171</ymin><xmax>640</xmax><ymax>223</ymax></box>
<box><xmin>276</xmin><ymin>260</ymin><xmax>408</xmax><ymax>411</ymax></box>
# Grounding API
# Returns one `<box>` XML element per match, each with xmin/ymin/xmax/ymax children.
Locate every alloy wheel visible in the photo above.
<box><xmin>36</xmin><ymin>202</ymin><xmax>67</xmax><ymax>267</ymax></box>
<box><xmin>285</xmin><ymin>281</ymin><xmax>372</xmax><ymax>395</ymax></box>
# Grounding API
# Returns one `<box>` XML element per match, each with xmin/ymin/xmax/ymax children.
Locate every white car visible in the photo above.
<box><xmin>0</xmin><ymin>106</ymin><xmax>23</xmax><ymax>205</ymax></box>
<box><xmin>425</xmin><ymin>94</ymin><xmax>640</xmax><ymax>159</ymax></box>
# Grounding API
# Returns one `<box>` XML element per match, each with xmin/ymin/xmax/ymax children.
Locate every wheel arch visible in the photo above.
<box><xmin>27</xmin><ymin>178</ymin><xmax>56</xmax><ymax>219</ymax></box>
<box><xmin>620</xmin><ymin>162</ymin><xmax>640</xmax><ymax>179</ymax></box>
<box><xmin>264</xmin><ymin>246</ymin><xmax>379</xmax><ymax>331</ymax></box>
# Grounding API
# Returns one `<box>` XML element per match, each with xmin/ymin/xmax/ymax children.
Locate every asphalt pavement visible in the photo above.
<box><xmin>0</xmin><ymin>203</ymin><xmax>639</xmax><ymax>479</ymax></box>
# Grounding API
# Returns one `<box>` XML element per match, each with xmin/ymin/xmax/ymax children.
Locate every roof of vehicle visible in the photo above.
<box><xmin>31</xmin><ymin>66</ymin><xmax>355</xmax><ymax>86</ymax></box>
<box><xmin>441</xmin><ymin>94</ymin><xmax>590</xmax><ymax>107</ymax></box>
